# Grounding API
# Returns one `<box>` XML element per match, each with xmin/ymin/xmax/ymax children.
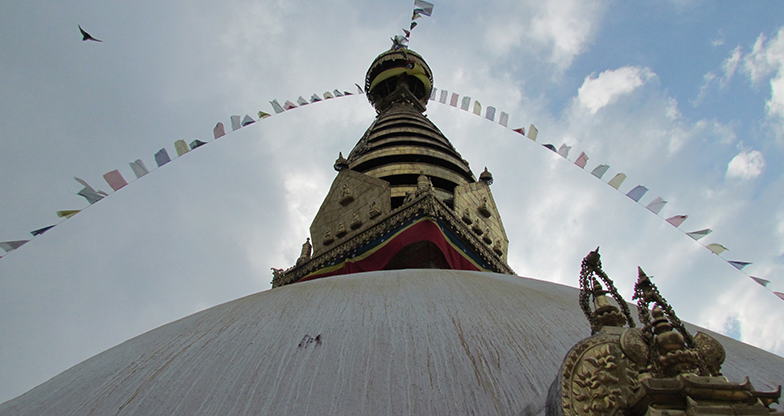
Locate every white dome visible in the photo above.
<box><xmin>1</xmin><ymin>270</ymin><xmax>782</xmax><ymax>415</ymax></box>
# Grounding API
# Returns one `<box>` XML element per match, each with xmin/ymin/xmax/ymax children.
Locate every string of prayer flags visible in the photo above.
<box><xmin>608</xmin><ymin>173</ymin><xmax>626</xmax><ymax>189</ymax></box>
<box><xmin>283</xmin><ymin>100</ymin><xmax>298</xmax><ymax>110</ymax></box>
<box><xmin>728</xmin><ymin>261</ymin><xmax>751</xmax><ymax>270</ymax></box>
<box><xmin>323</xmin><ymin>91</ymin><xmax>335</xmax><ymax>99</ymax></box>
<box><xmin>513</xmin><ymin>127</ymin><xmax>525</xmax><ymax>136</ymax></box>
<box><xmin>310</xmin><ymin>94</ymin><xmax>322</xmax><ymax>103</ymax></box>
<box><xmin>355</xmin><ymin>83</ymin><xmax>364</xmax><ymax>94</ymax></box>
<box><xmin>706</xmin><ymin>243</ymin><xmax>728</xmax><ymax>255</ymax></box>
<box><xmin>213</xmin><ymin>122</ymin><xmax>226</xmax><ymax>139</ymax></box>
<box><xmin>174</xmin><ymin>139</ymin><xmax>190</xmax><ymax>156</ymax></box>
<box><xmin>189</xmin><ymin>140</ymin><xmax>206</xmax><ymax>150</ymax></box>
<box><xmin>258</xmin><ymin>111</ymin><xmax>272</xmax><ymax>119</ymax></box>
<box><xmin>230</xmin><ymin>115</ymin><xmax>242</xmax><ymax>131</ymax></box>
<box><xmin>0</xmin><ymin>240</ymin><xmax>29</xmax><ymax>252</ymax></box>
<box><xmin>473</xmin><ymin>101</ymin><xmax>481</xmax><ymax>115</ymax></box>
<box><xmin>103</xmin><ymin>170</ymin><xmax>128</xmax><ymax>191</ymax></box>
<box><xmin>666</xmin><ymin>215</ymin><xmax>688</xmax><ymax>227</ymax></box>
<box><xmin>74</xmin><ymin>177</ymin><xmax>106</xmax><ymax>204</ymax></box>
<box><xmin>297</xmin><ymin>96</ymin><xmax>309</xmax><ymax>106</ymax></box>
<box><xmin>486</xmin><ymin>106</ymin><xmax>496</xmax><ymax>121</ymax></box>
<box><xmin>646</xmin><ymin>197</ymin><xmax>667</xmax><ymax>215</ymax></box>
<box><xmin>129</xmin><ymin>159</ymin><xmax>149</xmax><ymax>178</ymax></box>
<box><xmin>450</xmin><ymin>93</ymin><xmax>459</xmax><ymax>107</ymax></box>
<box><xmin>270</xmin><ymin>99</ymin><xmax>285</xmax><ymax>113</ymax></box>
<box><xmin>461</xmin><ymin>96</ymin><xmax>471</xmax><ymax>110</ymax></box>
<box><xmin>439</xmin><ymin>90</ymin><xmax>448</xmax><ymax>103</ymax></box>
<box><xmin>527</xmin><ymin>124</ymin><xmax>538</xmax><ymax>141</ymax></box>
<box><xmin>574</xmin><ymin>152</ymin><xmax>589</xmax><ymax>168</ymax></box>
<box><xmin>155</xmin><ymin>148</ymin><xmax>171</xmax><ymax>167</ymax></box>
<box><xmin>591</xmin><ymin>164</ymin><xmax>610</xmax><ymax>179</ymax></box>
<box><xmin>750</xmin><ymin>276</ymin><xmax>770</xmax><ymax>287</ymax></box>
<box><xmin>499</xmin><ymin>112</ymin><xmax>509</xmax><ymax>127</ymax></box>
<box><xmin>57</xmin><ymin>210</ymin><xmax>80</xmax><ymax>219</ymax></box>
<box><xmin>686</xmin><ymin>228</ymin><xmax>712</xmax><ymax>240</ymax></box>
<box><xmin>557</xmin><ymin>144</ymin><xmax>571</xmax><ymax>158</ymax></box>
<box><xmin>31</xmin><ymin>225</ymin><xmax>55</xmax><ymax>236</ymax></box>
<box><xmin>241</xmin><ymin>115</ymin><xmax>255</xmax><ymax>126</ymax></box>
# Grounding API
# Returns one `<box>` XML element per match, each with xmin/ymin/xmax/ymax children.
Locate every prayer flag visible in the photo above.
<box><xmin>74</xmin><ymin>177</ymin><xmax>105</xmax><ymax>204</ymax></box>
<box><xmin>174</xmin><ymin>139</ymin><xmax>190</xmax><ymax>156</ymax></box>
<box><xmin>413</xmin><ymin>0</ymin><xmax>434</xmax><ymax>16</ymax></box>
<box><xmin>333</xmin><ymin>90</ymin><xmax>344</xmax><ymax>97</ymax></box>
<box><xmin>412</xmin><ymin>11</ymin><xmax>422</xmax><ymax>20</ymax></box>
<box><xmin>230</xmin><ymin>115</ymin><xmax>242</xmax><ymax>131</ymax></box>
<box><xmin>575</xmin><ymin>152</ymin><xmax>589</xmax><ymax>168</ymax></box>
<box><xmin>189</xmin><ymin>140</ymin><xmax>206</xmax><ymax>150</ymax></box>
<box><xmin>728</xmin><ymin>261</ymin><xmax>751</xmax><ymax>270</ymax></box>
<box><xmin>608</xmin><ymin>173</ymin><xmax>626</xmax><ymax>189</ymax></box>
<box><xmin>527</xmin><ymin>124</ymin><xmax>538</xmax><ymax>141</ymax></box>
<box><xmin>297</xmin><ymin>96</ymin><xmax>309</xmax><ymax>106</ymax></box>
<box><xmin>57</xmin><ymin>210</ymin><xmax>80</xmax><ymax>219</ymax></box>
<box><xmin>513</xmin><ymin>127</ymin><xmax>525</xmax><ymax>136</ymax></box>
<box><xmin>666</xmin><ymin>215</ymin><xmax>688</xmax><ymax>227</ymax></box>
<box><xmin>310</xmin><ymin>94</ymin><xmax>322</xmax><ymax>104</ymax></box>
<box><xmin>31</xmin><ymin>225</ymin><xmax>55</xmax><ymax>236</ymax></box>
<box><xmin>429</xmin><ymin>87</ymin><xmax>437</xmax><ymax>100</ymax></box>
<box><xmin>283</xmin><ymin>100</ymin><xmax>298</xmax><ymax>110</ymax></box>
<box><xmin>439</xmin><ymin>90</ymin><xmax>448</xmax><ymax>103</ymax></box>
<box><xmin>543</xmin><ymin>144</ymin><xmax>557</xmax><ymax>152</ymax></box>
<box><xmin>355</xmin><ymin>83</ymin><xmax>364</xmax><ymax>94</ymax></box>
<box><xmin>646</xmin><ymin>197</ymin><xmax>667</xmax><ymax>214</ymax></box>
<box><xmin>706</xmin><ymin>243</ymin><xmax>728</xmax><ymax>255</ymax></box>
<box><xmin>774</xmin><ymin>292</ymin><xmax>784</xmax><ymax>301</ymax></box>
<box><xmin>750</xmin><ymin>276</ymin><xmax>770</xmax><ymax>287</ymax></box>
<box><xmin>242</xmin><ymin>115</ymin><xmax>255</xmax><ymax>126</ymax></box>
<box><xmin>323</xmin><ymin>91</ymin><xmax>335</xmax><ymax>99</ymax></box>
<box><xmin>686</xmin><ymin>229</ymin><xmax>712</xmax><ymax>240</ymax></box>
<box><xmin>473</xmin><ymin>101</ymin><xmax>481</xmax><ymax>115</ymax></box>
<box><xmin>450</xmin><ymin>93</ymin><xmax>459</xmax><ymax>107</ymax></box>
<box><xmin>213</xmin><ymin>122</ymin><xmax>225</xmax><ymax>139</ymax></box>
<box><xmin>0</xmin><ymin>240</ymin><xmax>28</xmax><ymax>252</ymax></box>
<box><xmin>103</xmin><ymin>170</ymin><xmax>127</xmax><ymax>191</ymax></box>
<box><xmin>486</xmin><ymin>106</ymin><xmax>496</xmax><ymax>121</ymax></box>
<box><xmin>591</xmin><ymin>164</ymin><xmax>610</xmax><ymax>179</ymax></box>
<box><xmin>155</xmin><ymin>148</ymin><xmax>171</xmax><ymax>167</ymax></box>
<box><xmin>626</xmin><ymin>185</ymin><xmax>648</xmax><ymax>202</ymax></box>
<box><xmin>557</xmin><ymin>144</ymin><xmax>571</xmax><ymax>158</ymax></box>
<box><xmin>461</xmin><ymin>96</ymin><xmax>471</xmax><ymax>110</ymax></box>
<box><xmin>409</xmin><ymin>22</ymin><xmax>417</xmax><ymax>31</ymax></box>
<box><xmin>499</xmin><ymin>112</ymin><xmax>509</xmax><ymax>127</ymax></box>
<box><xmin>258</xmin><ymin>111</ymin><xmax>272</xmax><ymax>118</ymax></box>
<box><xmin>270</xmin><ymin>99</ymin><xmax>285</xmax><ymax>113</ymax></box>
<box><xmin>129</xmin><ymin>159</ymin><xmax>149</xmax><ymax>178</ymax></box>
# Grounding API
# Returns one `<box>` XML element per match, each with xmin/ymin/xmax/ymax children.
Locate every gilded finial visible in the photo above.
<box><xmin>578</xmin><ymin>248</ymin><xmax>635</xmax><ymax>334</ymax></box>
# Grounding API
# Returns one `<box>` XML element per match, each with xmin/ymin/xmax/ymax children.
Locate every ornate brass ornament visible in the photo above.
<box><xmin>548</xmin><ymin>250</ymin><xmax>782</xmax><ymax>416</ymax></box>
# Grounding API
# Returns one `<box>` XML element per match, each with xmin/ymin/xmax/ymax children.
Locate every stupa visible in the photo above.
<box><xmin>1</xmin><ymin>45</ymin><xmax>782</xmax><ymax>416</ymax></box>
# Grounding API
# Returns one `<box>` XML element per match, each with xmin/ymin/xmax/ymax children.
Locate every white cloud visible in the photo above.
<box><xmin>721</xmin><ymin>45</ymin><xmax>742</xmax><ymax>87</ymax></box>
<box><xmin>742</xmin><ymin>28</ymin><xmax>784</xmax><ymax>121</ymax></box>
<box><xmin>726</xmin><ymin>149</ymin><xmax>766</xmax><ymax>180</ymax></box>
<box><xmin>577</xmin><ymin>66</ymin><xmax>654</xmax><ymax>114</ymax></box>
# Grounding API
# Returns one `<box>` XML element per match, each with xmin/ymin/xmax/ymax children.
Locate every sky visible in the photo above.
<box><xmin>1</xmin><ymin>0</ymin><xmax>784</xmax><ymax>404</ymax></box>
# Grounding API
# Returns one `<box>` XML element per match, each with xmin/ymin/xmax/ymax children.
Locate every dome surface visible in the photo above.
<box><xmin>1</xmin><ymin>270</ymin><xmax>782</xmax><ymax>415</ymax></box>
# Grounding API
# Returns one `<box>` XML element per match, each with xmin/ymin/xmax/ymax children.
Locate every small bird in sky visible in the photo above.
<box><xmin>79</xmin><ymin>25</ymin><xmax>102</xmax><ymax>42</ymax></box>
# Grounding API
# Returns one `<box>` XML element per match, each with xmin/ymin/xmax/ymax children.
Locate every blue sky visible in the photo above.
<box><xmin>1</xmin><ymin>0</ymin><xmax>783</xmax><ymax>404</ymax></box>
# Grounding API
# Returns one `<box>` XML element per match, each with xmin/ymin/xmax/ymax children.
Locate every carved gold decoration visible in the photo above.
<box><xmin>693</xmin><ymin>332</ymin><xmax>725</xmax><ymax>377</ymax></box>
<box><xmin>619</xmin><ymin>328</ymin><xmax>649</xmax><ymax>369</ymax></box>
<box><xmin>578</xmin><ymin>249</ymin><xmax>634</xmax><ymax>334</ymax></box>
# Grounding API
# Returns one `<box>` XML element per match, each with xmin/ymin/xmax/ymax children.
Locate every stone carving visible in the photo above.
<box><xmin>368</xmin><ymin>201</ymin><xmax>381</xmax><ymax>219</ymax></box>
<box><xmin>271</xmin><ymin>268</ymin><xmax>285</xmax><ymax>282</ymax></box>
<box><xmin>471</xmin><ymin>222</ymin><xmax>483</xmax><ymax>235</ymax></box>
<box><xmin>323</xmin><ymin>230</ymin><xmax>334</xmax><ymax>246</ymax></box>
<box><xmin>350</xmin><ymin>210</ymin><xmax>362</xmax><ymax>229</ymax></box>
<box><xmin>339</xmin><ymin>184</ymin><xmax>354</xmax><ymax>205</ymax></box>
<box><xmin>478</xmin><ymin>197</ymin><xmax>492</xmax><ymax>218</ymax></box>
<box><xmin>333</xmin><ymin>152</ymin><xmax>348</xmax><ymax>172</ymax></box>
<box><xmin>482</xmin><ymin>228</ymin><xmax>492</xmax><ymax>244</ymax></box>
<box><xmin>492</xmin><ymin>239</ymin><xmax>503</xmax><ymax>256</ymax></box>
<box><xmin>336</xmin><ymin>222</ymin><xmax>347</xmax><ymax>238</ymax></box>
<box><xmin>296</xmin><ymin>238</ymin><xmax>312</xmax><ymax>265</ymax></box>
<box><xmin>462</xmin><ymin>208</ymin><xmax>473</xmax><ymax>224</ymax></box>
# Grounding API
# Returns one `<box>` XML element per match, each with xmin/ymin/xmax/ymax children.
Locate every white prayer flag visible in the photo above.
<box><xmin>461</xmin><ymin>96</ymin><xmax>471</xmax><ymax>111</ymax></box>
<box><xmin>270</xmin><ymin>99</ymin><xmax>285</xmax><ymax>113</ymax></box>
<box><xmin>129</xmin><ymin>159</ymin><xmax>149</xmax><ymax>179</ymax></box>
<box><xmin>557</xmin><ymin>144</ymin><xmax>571</xmax><ymax>158</ymax></box>
<box><xmin>174</xmin><ymin>139</ymin><xmax>190</xmax><ymax>156</ymax></box>
<box><xmin>297</xmin><ymin>96</ymin><xmax>309</xmax><ymax>106</ymax></box>
<box><xmin>429</xmin><ymin>88</ymin><xmax>437</xmax><ymax>101</ymax></box>
<box><xmin>646</xmin><ymin>197</ymin><xmax>667</xmax><ymax>214</ymax></box>
<box><xmin>686</xmin><ymin>229</ymin><xmax>712</xmax><ymax>240</ymax></box>
<box><xmin>499</xmin><ymin>112</ymin><xmax>509</xmax><ymax>127</ymax></box>
<box><xmin>413</xmin><ymin>0</ymin><xmax>434</xmax><ymax>16</ymax></box>
<box><xmin>230</xmin><ymin>115</ymin><xmax>242</xmax><ymax>131</ymax></box>
<box><xmin>310</xmin><ymin>94</ymin><xmax>322</xmax><ymax>103</ymax></box>
<box><xmin>527</xmin><ymin>124</ymin><xmax>538</xmax><ymax>141</ymax></box>
<box><xmin>333</xmin><ymin>89</ymin><xmax>344</xmax><ymax>97</ymax></box>
<box><xmin>439</xmin><ymin>90</ymin><xmax>448</xmax><ymax>103</ymax></box>
<box><xmin>666</xmin><ymin>215</ymin><xmax>688</xmax><ymax>227</ymax></box>
<box><xmin>0</xmin><ymin>240</ymin><xmax>28</xmax><ymax>252</ymax></box>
